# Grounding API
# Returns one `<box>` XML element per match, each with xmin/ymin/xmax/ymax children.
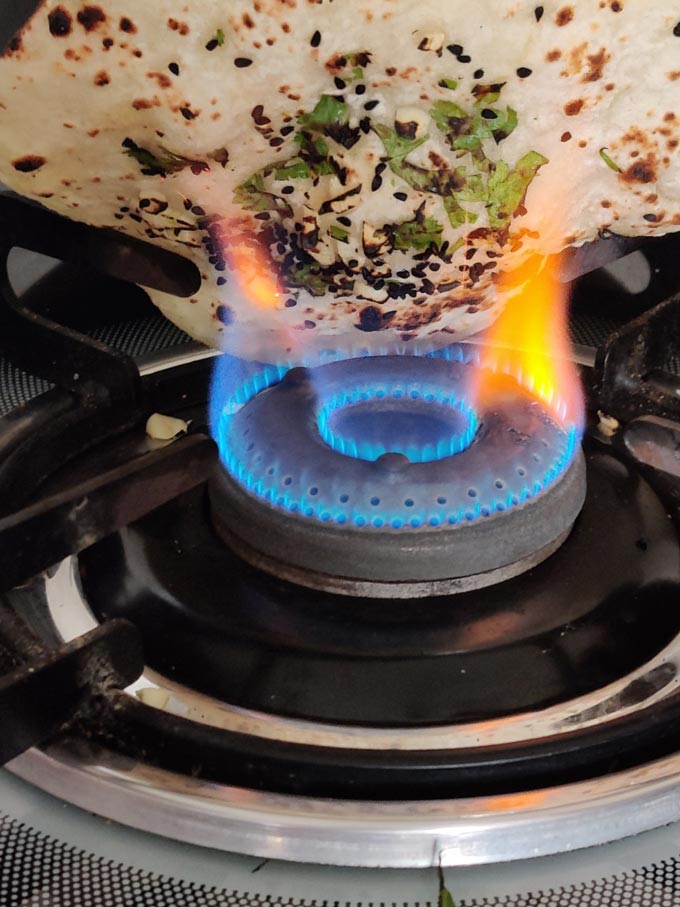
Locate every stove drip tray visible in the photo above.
<box><xmin>210</xmin><ymin>353</ymin><xmax>585</xmax><ymax>597</ymax></box>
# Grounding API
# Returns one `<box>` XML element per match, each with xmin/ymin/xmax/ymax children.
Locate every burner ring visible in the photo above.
<box><xmin>316</xmin><ymin>378</ymin><xmax>478</xmax><ymax>465</ymax></box>
<box><xmin>211</xmin><ymin>354</ymin><xmax>586</xmax><ymax>595</ymax></box>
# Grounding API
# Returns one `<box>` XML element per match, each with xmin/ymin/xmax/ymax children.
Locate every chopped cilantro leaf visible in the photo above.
<box><xmin>329</xmin><ymin>224</ymin><xmax>350</xmax><ymax>242</ymax></box>
<box><xmin>486</xmin><ymin>150</ymin><xmax>548</xmax><ymax>229</ymax></box>
<box><xmin>287</xmin><ymin>260</ymin><xmax>329</xmax><ymax>296</ymax></box>
<box><xmin>430</xmin><ymin>100</ymin><xmax>468</xmax><ymax>134</ymax></box>
<box><xmin>438</xmin><ymin>78</ymin><xmax>459</xmax><ymax>90</ymax></box>
<box><xmin>298</xmin><ymin>95</ymin><xmax>349</xmax><ymax>129</ymax></box>
<box><xmin>122</xmin><ymin>138</ymin><xmax>209</xmax><ymax>176</ymax></box>
<box><xmin>275</xmin><ymin>159</ymin><xmax>311</xmax><ymax>180</ymax></box>
<box><xmin>443</xmin><ymin>195</ymin><xmax>466</xmax><ymax>228</ymax></box>
<box><xmin>491</xmin><ymin>106</ymin><xmax>518</xmax><ymax>143</ymax></box>
<box><xmin>215</xmin><ymin>28</ymin><xmax>225</xmax><ymax>46</ymax></box>
<box><xmin>454</xmin><ymin>172</ymin><xmax>486</xmax><ymax>202</ymax></box>
<box><xmin>234</xmin><ymin>171</ymin><xmax>293</xmax><ymax>216</ymax></box>
<box><xmin>430</xmin><ymin>99</ymin><xmax>518</xmax><ymax>156</ymax></box>
<box><xmin>390</xmin><ymin>214</ymin><xmax>443</xmax><ymax>251</ymax></box>
<box><xmin>373</xmin><ymin>124</ymin><xmax>429</xmax><ymax>160</ymax></box>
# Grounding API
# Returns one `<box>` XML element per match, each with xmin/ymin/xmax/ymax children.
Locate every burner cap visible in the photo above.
<box><xmin>210</xmin><ymin>354</ymin><xmax>586</xmax><ymax>597</ymax></box>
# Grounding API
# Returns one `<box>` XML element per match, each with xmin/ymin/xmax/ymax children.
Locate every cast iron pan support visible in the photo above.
<box><xmin>0</xmin><ymin>619</ymin><xmax>144</xmax><ymax>766</ymax></box>
<box><xmin>0</xmin><ymin>194</ymin><xmax>201</xmax><ymax>512</ymax></box>
<box><xmin>595</xmin><ymin>294</ymin><xmax>680</xmax><ymax>424</ymax></box>
<box><xmin>0</xmin><ymin>195</ymin><xmax>212</xmax><ymax>767</ymax></box>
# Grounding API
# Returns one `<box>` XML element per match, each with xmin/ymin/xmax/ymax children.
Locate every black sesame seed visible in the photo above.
<box><xmin>359</xmin><ymin>117</ymin><xmax>371</xmax><ymax>134</ymax></box>
<box><xmin>458</xmin><ymin>54</ymin><xmax>471</xmax><ymax>63</ymax></box>
<box><xmin>139</xmin><ymin>199</ymin><xmax>150</xmax><ymax>209</ymax></box>
<box><xmin>394</xmin><ymin>191</ymin><xmax>408</xmax><ymax>201</ymax></box>
<box><xmin>269</xmin><ymin>136</ymin><xmax>284</xmax><ymax>147</ymax></box>
<box><xmin>644</xmin><ymin>213</ymin><xmax>659</xmax><ymax>221</ymax></box>
<box><xmin>376</xmin><ymin>162</ymin><xmax>387</xmax><ymax>175</ymax></box>
<box><xmin>205</xmin><ymin>39</ymin><xmax>218</xmax><ymax>51</ymax></box>
<box><xmin>281</xmin><ymin>185</ymin><xmax>294</xmax><ymax>194</ymax></box>
<box><xmin>217</xmin><ymin>276</ymin><xmax>227</xmax><ymax>286</ymax></box>
<box><xmin>180</xmin><ymin>107</ymin><xmax>195</xmax><ymax>120</ymax></box>
<box><xmin>254</xmin><ymin>212</ymin><xmax>271</xmax><ymax>220</ymax></box>
<box><xmin>234</xmin><ymin>57</ymin><xmax>253</xmax><ymax>68</ymax></box>
<box><xmin>304</xmin><ymin>320</ymin><xmax>316</xmax><ymax>329</ymax></box>
<box><xmin>311</xmin><ymin>29</ymin><xmax>321</xmax><ymax>47</ymax></box>
<box><xmin>447</xmin><ymin>43</ymin><xmax>463</xmax><ymax>56</ymax></box>
<box><xmin>474</xmin><ymin>68</ymin><xmax>484</xmax><ymax>79</ymax></box>
<box><xmin>481</xmin><ymin>108</ymin><xmax>497</xmax><ymax>119</ymax></box>
<box><xmin>191</xmin><ymin>205</ymin><xmax>206</xmax><ymax>215</ymax></box>
<box><xmin>364</xmin><ymin>99</ymin><xmax>379</xmax><ymax>111</ymax></box>
<box><xmin>285</xmin><ymin>298</ymin><xmax>297</xmax><ymax>307</ymax></box>
<box><xmin>674</xmin><ymin>21</ymin><xmax>680</xmax><ymax>36</ymax></box>
<box><xmin>168</xmin><ymin>62</ymin><xmax>180</xmax><ymax>75</ymax></box>
<box><xmin>334</xmin><ymin>77</ymin><xmax>346</xmax><ymax>90</ymax></box>
<box><xmin>338</xmin><ymin>215</ymin><xmax>352</xmax><ymax>226</ymax></box>
<box><xmin>371</xmin><ymin>174</ymin><xmax>383</xmax><ymax>191</ymax></box>
<box><xmin>281</xmin><ymin>124</ymin><xmax>295</xmax><ymax>136</ymax></box>
<box><xmin>517</xmin><ymin>67</ymin><xmax>532</xmax><ymax>78</ymax></box>
<box><xmin>535</xmin><ymin>6</ymin><xmax>544</xmax><ymax>21</ymax></box>
<box><xmin>355</xmin><ymin>84</ymin><xmax>366</xmax><ymax>95</ymax></box>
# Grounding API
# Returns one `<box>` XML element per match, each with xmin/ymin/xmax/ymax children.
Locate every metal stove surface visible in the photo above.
<box><xmin>4</xmin><ymin>767</ymin><xmax>680</xmax><ymax>905</ymax></box>
<box><xmin>4</xmin><ymin>246</ymin><xmax>680</xmax><ymax>903</ymax></box>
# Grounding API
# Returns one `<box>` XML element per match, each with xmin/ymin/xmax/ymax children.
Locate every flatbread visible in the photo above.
<box><xmin>1</xmin><ymin>1</ymin><xmax>680</xmax><ymax>360</ymax></box>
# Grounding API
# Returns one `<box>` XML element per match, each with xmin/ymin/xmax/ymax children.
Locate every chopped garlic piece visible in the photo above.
<box><xmin>136</xmin><ymin>687</ymin><xmax>171</xmax><ymax>710</ymax></box>
<box><xmin>597</xmin><ymin>410</ymin><xmax>620</xmax><ymax>438</ymax></box>
<box><xmin>145</xmin><ymin>413</ymin><xmax>188</xmax><ymax>441</ymax></box>
<box><xmin>395</xmin><ymin>106</ymin><xmax>430</xmax><ymax>140</ymax></box>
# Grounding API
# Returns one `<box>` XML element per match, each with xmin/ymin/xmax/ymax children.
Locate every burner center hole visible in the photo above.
<box><xmin>317</xmin><ymin>390</ymin><xmax>477</xmax><ymax>463</ymax></box>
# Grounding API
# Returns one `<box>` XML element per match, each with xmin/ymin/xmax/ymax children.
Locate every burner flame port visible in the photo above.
<box><xmin>209</xmin><ymin>347</ymin><xmax>586</xmax><ymax>597</ymax></box>
<box><xmin>316</xmin><ymin>383</ymin><xmax>478</xmax><ymax>464</ymax></box>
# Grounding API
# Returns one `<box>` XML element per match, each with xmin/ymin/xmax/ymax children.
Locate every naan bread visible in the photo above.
<box><xmin>1</xmin><ymin>0</ymin><xmax>680</xmax><ymax>360</ymax></box>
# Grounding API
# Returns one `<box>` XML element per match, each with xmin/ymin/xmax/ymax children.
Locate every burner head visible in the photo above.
<box><xmin>210</xmin><ymin>350</ymin><xmax>586</xmax><ymax>597</ymax></box>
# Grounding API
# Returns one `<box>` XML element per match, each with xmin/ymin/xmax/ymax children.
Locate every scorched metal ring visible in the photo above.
<box><xmin>211</xmin><ymin>355</ymin><xmax>585</xmax><ymax>596</ymax></box>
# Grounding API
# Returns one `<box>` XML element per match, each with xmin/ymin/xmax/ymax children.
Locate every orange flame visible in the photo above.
<box><xmin>475</xmin><ymin>255</ymin><xmax>583</xmax><ymax>428</ymax></box>
<box><xmin>224</xmin><ymin>234</ymin><xmax>282</xmax><ymax>310</ymax></box>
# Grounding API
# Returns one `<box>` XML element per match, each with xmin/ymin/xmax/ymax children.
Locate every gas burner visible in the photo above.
<box><xmin>8</xmin><ymin>195</ymin><xmax>680</xmax><ymax>869</ymax></box>
<box><xmin>210</xmin><ymin>350</ymin><xmax>585</xmax><ymax>596</ymax></box>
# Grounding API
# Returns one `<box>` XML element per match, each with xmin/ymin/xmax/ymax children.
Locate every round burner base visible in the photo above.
<box><xmin>210</xmin><ymin>452</ymin><xmax>586</xmax><ymax>597</ymax></box>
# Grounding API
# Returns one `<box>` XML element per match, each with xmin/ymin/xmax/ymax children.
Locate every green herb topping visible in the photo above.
<box><xmin>233</xmin><ymin>171</ymin><xmax>293</xmax><ymax>217</ymax></box>
<box><xmin>298</xmin><ymin>94</ymin><xmax>349</xmax><ymax>129</ymax></box>
<box><xmin>122</xmin><ymin>138</ymin><xmax>210</xmax><ymax>176</ymax></box>
<box><xmin>485</xmin><ymin>150</ymin><xmax>548</xmax><ymax>228</ymax></box>
<box><xmin>599</xmin><ymin>147</ymin><xmax>621</xmax><ymax>172</ymax></box>
<box><xmin>329</xmin><ymin>224</ymin><xmax>350</xmax><ymax>242</ymax></box>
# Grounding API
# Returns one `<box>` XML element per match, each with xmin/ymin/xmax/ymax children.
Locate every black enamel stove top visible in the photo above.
<box><xmin>4</xmin><ymin>197</ymin><xmax>680</xmax><ymax>900</ymax></box>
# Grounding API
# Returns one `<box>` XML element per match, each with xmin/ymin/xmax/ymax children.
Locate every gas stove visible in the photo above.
<box><xmin>4</xmin><ymin>192</ymin><xmax>680</xmax><ymax>904</ymax></box>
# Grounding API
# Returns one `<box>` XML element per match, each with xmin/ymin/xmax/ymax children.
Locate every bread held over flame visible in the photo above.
<box><xmin>1</xmin><ymin>0</ymin><xmax>679</xmax><ymax>360</ymax></box>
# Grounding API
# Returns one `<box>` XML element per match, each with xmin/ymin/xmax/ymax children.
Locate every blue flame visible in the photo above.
<box><xmin>210</xmin><ymin>345</ymin><xmax>581</xmax><ymax>530</ymax></box>
<box><xmin>317</xmin><ymin>386</ymin><xmax>478</xmax><ymax>463</ymax></box>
